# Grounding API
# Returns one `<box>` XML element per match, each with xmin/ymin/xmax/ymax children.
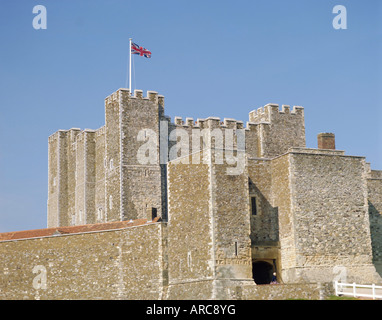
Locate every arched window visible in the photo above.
<box><xmin>252</xmin><ymin>261</ymin><xmax>274</xmax><ymax>285</ymax></box>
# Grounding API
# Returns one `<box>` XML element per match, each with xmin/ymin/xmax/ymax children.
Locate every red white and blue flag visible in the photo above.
<box><xmin>131</xmin><ymin>42</ymin><xmax>152</xmax><ymax>58</ymax></box>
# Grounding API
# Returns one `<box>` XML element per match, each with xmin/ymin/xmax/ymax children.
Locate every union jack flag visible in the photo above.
<box><xmin>131</xmin><ymin>42</ymin><xmax>152</xmax><ymax>58</ymax></box>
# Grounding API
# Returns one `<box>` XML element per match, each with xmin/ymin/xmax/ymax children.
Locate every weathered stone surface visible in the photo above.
<box><xmin>3</xmin><ymin>88</ymin><xmax>382</xmax><ymax>300</ymax></box>
<box><xmin>0</xmin><ymin>222</ymin><xmax>164</xmax><ymax>300</ymax></box>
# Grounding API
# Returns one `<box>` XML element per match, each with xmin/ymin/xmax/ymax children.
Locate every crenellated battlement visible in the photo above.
<box><xmin>164</xmin><ymin>103</ymin><xmax>303</xmax><ymax>139</ymax></box>
<box><xmin>75</xmin><ymin>129</ymin><xmax>95</xmax><ymax>143</ymax></box>
<box><xmin>170</xmin><ymin>115</ymin><xmax>265</xmax><ymax>135</ymax></box>
<box><xmin>48</xmin><ymin>127</ymin><xmax>102</xmax><ymax>146</ymax></box>
<box><xmin>104</xmin><ymin>89</ymin><xmax>164</xmax><ymax>106</ymax></box>
<box><xmin>171</xmin><ymin>116</ymin><xmax>247</xmax><ymax>131</ymax></box>
<box><xmin>249</xmin><ymin>104</ymin><xmax>304</xmax><ymax>123</ymax></box>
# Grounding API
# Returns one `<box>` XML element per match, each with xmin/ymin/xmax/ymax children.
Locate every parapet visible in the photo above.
<box><xmin>104</xmin><ymin>89</ymin><xmax>164</xmax><ymax>106</ymax></box>
<box><xmin>288</xmin><ymin>147</ymin><xmax>345</xmax><ymax>156</ymax></box>
<box><xmin>366</xmin><ymin>163</ymin><xmax>382</xmax><ymax>179</ymax></box>
<box><xmin>171</xmin><ymin>116</ymin><xmax>246</xmax><ymax>130</ymax></box>
<box><xmin>249</xmin><ymin>104</ymin><xmax>304</xmax><ymax>123</ymax></box>
<box><xmin>48</xmin><ymin>126</ymin><xmax>103</xmax><ymax>145</ymax></box>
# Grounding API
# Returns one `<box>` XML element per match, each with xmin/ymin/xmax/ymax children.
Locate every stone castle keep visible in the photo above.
<box><xmin>1</xmin><ymin>88</ymin><xmax>382</xmax><ymax>300</ymax></box>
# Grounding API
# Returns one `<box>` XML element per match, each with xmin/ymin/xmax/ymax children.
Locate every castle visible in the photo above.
<box><xmin>0</xmin><ymin>88</ymin><xmax>381</xmax><ymax>300</ymax></box>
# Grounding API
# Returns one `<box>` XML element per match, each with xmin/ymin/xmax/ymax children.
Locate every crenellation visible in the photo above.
<box><xmin>195</xmin><ymin>118</ymin><xmax>205</xmax><ymax>128</ymax></box>
<box><xmin>236</xmin><ymin>121</ymin><xmax>244</xmax><ymax>129</ymax></box>
<box><xmin>292</xmin><ymin>105</ymin><xmax>304</xmax><ymax>115</ymax></box>
<box><xmin>223</xmin><ymin>118</ymin><xmax>237</xmax><ymax>129</ymax></box>
<box><xmin>265</xmin><ymin>103</ymin><xmax>280</xmax><ymax>118</ymax></box>
<box><xmin>170</xmin><ymin>117</ymin><xmax>246</xmax><ymax>131</ymax></box>
<box><xmin>158</xmin><ymin>95</ymin><xmax>165</xmax><ymax>108</ymax></box>
<box><xmin>245</xmin><ymin>122</ymin><xmax>259</xmax><ymax>131</ymax></box>
<box><xmin>205</xmin><ymin>117</ymin><xmax>221</xmax><ymax>129</ymax></box>
<box><xmin>185</xmin><ymin>117</ymin><xmax>194</xmax><ymax>127</ymax></box>
<box><xmin>281</xmin><ymin>105</ymin><xmax>290</xmax><ymax>114</ymax></box>
<box><xmin>249</xmin><ymin>104</ymin><xmax>304</xmax><ymax>123</ymax></box>
<box><xmin>69</xmin><ymin>128</ymin><xmax>81</xmax><ymax>143</ymax></box>
<box><xmin>147</xmin><ymin>90</ymin><xmax>159</xmax><ymax>103</ymax></box>
<box><xmin>174</xmin><ymin>116</ymin><xmax>183</xmax><ymax>126</ymax></box>
<box><xmin>134</xmin><ymin>89</ymin><xmax>143</xmax><ymax>99</ymax></box>
<box><xmin>105</xmin><ymin>88</ymin><xmax>128</xmax><ymax>104</ymax></box>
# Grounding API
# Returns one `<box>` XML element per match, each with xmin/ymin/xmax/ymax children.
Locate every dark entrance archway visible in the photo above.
<box><xmin>252</xmin><ymin>261</ymin><xmax>273</xmax><ymax>284</ymax></box>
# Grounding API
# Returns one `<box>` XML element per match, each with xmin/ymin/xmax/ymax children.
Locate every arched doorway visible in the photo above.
<box><xmin>252</xmin><ymin>261</ymin><xmax>273</xmax><ymax>284</ymax></box>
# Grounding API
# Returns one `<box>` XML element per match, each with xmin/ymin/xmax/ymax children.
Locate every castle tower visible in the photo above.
<box><xmin>166</xmin><ymin>148</ymin><xmax>254</xmax><ymax>300</ymax></box>
<box><xmin>106</xmin><ymin>89</ymin><xmax>165</xmax><ymax>222</ymax></box>
<box><xmin>47</xmin><ymin>89</ymin><xmax>167</xmax><ymax>227</ymax></box>
<box><xmin>274</xmin><ymin>148</ymin><xmax>379</xmax><ymax>284</ymax></box>
<box><xmin>248</xmin><ymin>104</ymin><xmax>305</xmax><ymax>158</ymax></box>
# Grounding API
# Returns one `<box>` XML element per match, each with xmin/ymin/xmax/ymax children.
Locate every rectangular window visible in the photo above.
<box><xmin>109</xmin><ymin>195</ymin><xmax>113</xmax><ymax>210</ymax></box>
<box><xmin>152</xmin><ymin>208</ymin><xmax>157</xmax><ymax>220</ymax></box>
<box><xmin>187</xmin><ymin>251</ymin><xmax>192</xmax><ymax>269</ymax></box>
<box><xmin>251</xmin><ymin>197</ymin><xmax>257</xmax><ymax>216</ymax></box>
<box><xmin>97</xmin><ymin>207</ymin><xmax>103</xmax><ymax>222</ymax></box>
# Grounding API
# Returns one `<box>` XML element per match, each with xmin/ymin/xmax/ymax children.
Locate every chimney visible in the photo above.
<box><xmin>318</xmin><ymin>133</ymin><xmax>335</xmax><ymax>150</ymax></box>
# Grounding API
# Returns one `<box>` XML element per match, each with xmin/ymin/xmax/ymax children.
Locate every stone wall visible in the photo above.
<box><xmin>166</xmin><ymin>154</ymin><xmax>214</xmax><ymax>299</ymax></box>
<box><xmin>0</xmin><ymin>222</ymin><xmax>165</xmax><ymax>300</ymax></box>
<box><xmin>241</xmin><ymin>282</ymin><xmax>333</xmax><ymax>300</ymax></box>
<box><xmin>212</xmin><ymin>152</ymin><xmax>253</xmax><ymax>284</ymax></box>
<box><xmin>270</xmin><ymin>153</ymin><xmax>295</xmax><ymax>281</ymax></box>
<box><xmin>368</xmin><ymin>170</ymin><xmax>382</xmax><ymax>277</ymax></box>
<box><xmin>286</xmin><ymin>148</ymin><xmax>380</xmax><ymax>284</ymax></box>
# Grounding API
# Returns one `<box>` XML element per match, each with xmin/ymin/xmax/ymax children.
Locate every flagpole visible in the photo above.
<box><xmin>129</xmin><ymin>38</ymin><xmax>132</xmax><ymax>95</ymax></box>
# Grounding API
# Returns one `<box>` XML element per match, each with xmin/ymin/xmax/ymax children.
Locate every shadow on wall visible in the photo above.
<box><xmin>369</xmin><ymin>200</ymin><xmax>382</xmax><ymax>279</ymax></box>
<box><xmin>249</xmin><ymin>178</ymin><xmax>279</xmax><ymax>243</ymax></box>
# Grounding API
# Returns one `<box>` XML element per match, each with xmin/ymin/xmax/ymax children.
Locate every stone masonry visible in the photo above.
<box><xmin>1</xmin><ymin>88</ymin><xmax>382</xmax><ymax>299</ymax></box>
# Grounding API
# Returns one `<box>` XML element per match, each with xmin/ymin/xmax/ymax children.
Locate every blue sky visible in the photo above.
<box><xmin>0</xmin><ymin>0</ymin><xmax>381</xmax><ymax>232</ymax></box>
